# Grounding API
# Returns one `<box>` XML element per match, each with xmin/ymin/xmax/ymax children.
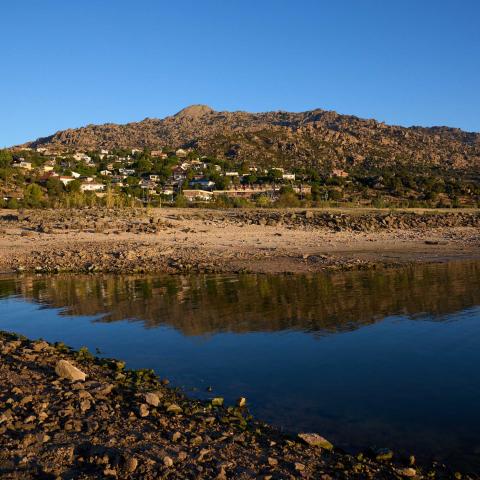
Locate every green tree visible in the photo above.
<box><xmin>7</xmin><ymin>198</ymin><xmax>19</xmax><ymax>209</ymax></box>
<box><xmin>0</xmin><ymin>150</ymin><xmax>13</xmax><ymax>169</ymax></box>
<box><xmin>46</xmin><ymin>177</ymin><xmax>64</xmax><ymax>197</ymax></box>
<box><xmin>67</xmin><ymin>179</ymin><xmax>82</xmax><ymax>193</ymax></box>
<box><xmin>135</xmin><ymin>158</ymin><xmax>153</xmax><ymax>173</ymax></box>
<box><xmin>214</xmin><ymin>175</ymin><xmax>231</xmax><ymax>190</ymax></box>
<box><xmin>125</xmin><ymin>176</ymin><xmax>139</xmax><ymax>186</ymax></box>
<box><xmin>174</xmin><ymin>194</ymin><xmax>187</xmax><ymax>207</ymax></box>
<box><xmin>24</xmin><ymin>183</ymin><xmax>44</xmax><ymax>207</ymax></box>
<box><xmin>246</xmin><ymin>174</ymin><xmax>257</xmax><ymax>185</ymax></box>
<box><xmin>268</xmin><ymin>169</ymin><xmax>283</xmax><ymax>182</ymax></box>
<box><xmin>276</xmin><ymin>191</ymin><xmax>300</xmax><ymax>207</ymax></box>
<box><xmin>255</xmin><ymin>195</ymin><xmax>270</xmax><ymax>207</ymax></box>
<box><xmin>327</xmin><ymin>188</ymin><xmax>343</xmax><ymax>201</ymax></box>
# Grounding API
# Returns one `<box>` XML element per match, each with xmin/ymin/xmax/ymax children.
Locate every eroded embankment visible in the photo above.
<box><xmin>0</xmin><ymin>208</ymin><xmax>479</xmax><ymax>275</ymax></box>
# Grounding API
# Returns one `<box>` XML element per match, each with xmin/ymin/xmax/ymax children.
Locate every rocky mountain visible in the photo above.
<box><xmin>20</xmin><ymin>105</ymin><xmax>480</xmax><ymax>171</ymax></box>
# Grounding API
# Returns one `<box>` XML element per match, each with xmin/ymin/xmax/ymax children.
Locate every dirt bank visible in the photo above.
<box><xmin>0</xmin><ymin>208</ymin><xmax>479</xmax><ymax>274</ymax></box>
<box><xmin>0</xmin><ymin>330</ymin><xmax>467</xmax><ymax>479</ymax></box>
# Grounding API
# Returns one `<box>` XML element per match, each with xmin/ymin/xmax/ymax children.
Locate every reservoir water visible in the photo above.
<box><xmin>1</xmin><ymin>261</ymin><xmax>480</xmax><ymax>471</ymax></box>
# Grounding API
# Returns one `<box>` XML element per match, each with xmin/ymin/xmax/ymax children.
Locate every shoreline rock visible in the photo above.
<box><xmin>55</xmin><ymin>359</ymin><xmax>87</xmax><ymax>382</ymax></box>
<box><xmin>0</xmin><ymin>330</ymin><xmax>470</xmax><ymax>478</ymax></box>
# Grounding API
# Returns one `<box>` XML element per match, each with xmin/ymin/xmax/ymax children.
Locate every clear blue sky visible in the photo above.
<box><xmin>1</xmin><ymin>0</ymin><xmax>479</xmax><ymax>146</ymax></box>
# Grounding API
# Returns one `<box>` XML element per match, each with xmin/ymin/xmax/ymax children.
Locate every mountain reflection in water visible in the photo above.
<box><xmin>1</xmin><ymin>261</ymin><xmax>480</xmax><ymax>472</ymax></box>
<box><xmin>1</xmin><ymin>260</ymin><xmax>479</xmax><ymax>336</ymax></box>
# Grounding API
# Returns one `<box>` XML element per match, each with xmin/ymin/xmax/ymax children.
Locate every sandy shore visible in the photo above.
<box><xmin>0</xmin><ymin>330</ymin><xmax>466</xmax><ymax>479</ymax></box>
<box><xmin>0</xmin><ymin>208</ymin><xmax>479</xmax><ymax>274</ymax></box>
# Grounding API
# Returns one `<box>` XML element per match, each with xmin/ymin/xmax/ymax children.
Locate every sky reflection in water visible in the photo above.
<box><xmin>1</xmin><ymin>261</ymin><xmax>480</xmax><ymax>471</ymax></box>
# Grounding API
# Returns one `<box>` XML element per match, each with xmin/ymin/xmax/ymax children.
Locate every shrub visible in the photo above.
<box><xmin>174</xmin><ymin>194</ymin><xmax>187</xmax><ymax>207</ymax></box>
<box><xmin>24</xmin><ymin>184</ymin><xmax>44</xmax><ymax>208</ymax></box>
<box><xmin>7</xmin><ymin>198</ymin><xmax>19</xmax><ymax>209</ymax></box>
<box><xmin>255</xmin><ymin>195</ymin><xmax>270</xmax><ymax>207</ymax></box>
<box><xmin>276</xmin><ymin>192</ymin><xmax>301</xmax><ymax>208</ymax></box>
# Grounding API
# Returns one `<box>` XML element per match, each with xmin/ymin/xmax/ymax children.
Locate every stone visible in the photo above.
<box><xmin>295</xmin><ymin>462</ymin><xmax>306</xmax><ymax>471</ymax></box>
<box><xmin>92</xmin><ymin>382</ymin><xmax>114</xmax><ymax>398</ymax></box>
<box><xmin>124</xmin><ymin>456</ymin><xmax>138</xmax><ymax>473</ymax></box>
<box><xmin>145</xmin><ymin>392</ymin><xmax>160</xmax><ymax>407</ymax></box>
<box><xmin>20</xmin><ymin>395</ymin><xmax>33</xmax><ymax>406</ymax></box>
<box><xmin>197</xmin><ymin>448</ymin><xmax>210</xmax><ymax>461</ymax></box>
<box><xmin>55</xmin><ymin>360</ymin><xmax>86</xmax><ymax>382</ymax></box>
<box><xmin>166</xmin><ymin>403</ymin><xmax>183</xmax><ymax>414</ymax></box>
<box><xmin>139</xmin><ymin>404</ymin><xmax>149</xmax><ymax>417</ymax></box>
<box><xmin>396</xmin><ymin>467</ymin><xmax>417</xmax><ymax>477</ymax></box>
<box><xmin>375</xmin><ymin>448</ymin><xmax>393</xmax><ymax>461</ymax></box>
<box><xmin>298</xmin><ymin>433</ymin><xmax>333</xmax><ymax>450</ymax></box>
<box><xmin>178</xmin><ymin>451</ymin><xmax>188</xmax><ymax>461</ymax></box>
<box><xmin>163</xmin><ymin>456</ymin><xmax>174</xmax><ymax>467</ymax></box>
<box><xmin>211</xmin><ymin>397</ymin><xmax>224</xmax><ymax>407</ymax></box>
<box><xmin>237</xmin><ymin>397</ymin><xmax>247</xmax><ymax>407</ymax></box>
<box><xmin>32</xmin><ymin>341</ymin><xmax>50</xmax><ymax>352</ymax></box>
<box><xmin>267</xmin><ymin>457</ymin><xmax>278</xmax><ymax>466</ymax></box>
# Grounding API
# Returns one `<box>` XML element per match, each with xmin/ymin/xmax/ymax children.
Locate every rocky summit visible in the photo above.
<box><xmin>20</xmin><ymin>105</ymin><xmax>480</xmax><ymax>171</ymax></box>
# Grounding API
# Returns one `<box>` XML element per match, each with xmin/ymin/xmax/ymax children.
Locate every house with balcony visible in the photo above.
<box><xmin>182</xmin><ymin>189</ymin><xmax>213</xmax><ymax>202</ymax></box>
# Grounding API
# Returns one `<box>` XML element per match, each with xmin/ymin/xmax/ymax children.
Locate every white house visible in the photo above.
<box><xmin>139</xmin><ymin>179</ymin><xmax>157</xmax><ymax>189</ymax></box>
<box><xmin>175</xmin><ymin>148</ymin><xmax>188</xmax><ymax>158</ymax></box>
<box><xmin>80</xmin><ymin>182</ymin><xmax>104</xmax><ymax>192</ymax></box>
<box><xmin>59</xmin><ymin>176</ymin><xmax>75</xmax><ymax>186</ymax></box>
<box><xmin>12</xmin><ymin>160</ymin><xmax>32</xmax><ymax>170</ymax></box>
<box><xmin>151</xmin><ymin>150</ymin><xmax>167</xmax><ymax>159</ymax></box>
<box><xmin>332</xmin><ymin>169</ymin><xmax>349</xmax><ymax>178</ymax></box>
<box><xmin>182</xmin><ymin>189</ymin><xmax>213</xmax><ymax>202</ymax></box>
<box><xmin>189</xmin><ymin>179</ymin><xmax>215</xmax><ymax>190</ymax></box>
<box><xmin>172</xmin><ymin>166</ymin><xmax>187</xmax><ymax>181</ymax></box>
<box><xmin>161</xmin><ymin>186</ymin><xmax>175</xmax><ymax>196</ymax></box>
<box><xmin>190</xmin><ymin>160</ymin><xmax>206</xmax><ymax>170</ymax></box>
<box><xmin>73</xmin><ymin>153</ymin><xmax>92</xmax><ymax>163</ymax></box>
<box><xmin>282</xmin><ymin>173</ymin><xmax>296</xmax><ymax>181</ymax></box>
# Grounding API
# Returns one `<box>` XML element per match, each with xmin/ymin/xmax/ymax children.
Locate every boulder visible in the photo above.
<box><xmin>145</xmin><ymin>392</ymin><xmax>161</xmax><ymax>407</ymax></box>
<box><xmin>55</xmin><ymin>360</ymin><xmax>86</xmax><ymax>382</ymax></box>
<box><xmin>298</xmin><ymin>433</ymin><xmax>333</xmax><ymax>450</ymax></box>
<box><xmin>211</xmin><ymin>397</ymin><xmax>224</xmax><ymax>407</ymax></box>
<box><xmin>396</xmin><ymin>467</ymin><xmax>417</xmax><ymax>477</ymax></box>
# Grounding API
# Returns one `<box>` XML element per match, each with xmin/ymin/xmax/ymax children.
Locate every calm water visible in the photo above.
<box><xmin>1</xmin><ymin>262</ymin><xmax>480</xmax><ymax>471</ymax></box>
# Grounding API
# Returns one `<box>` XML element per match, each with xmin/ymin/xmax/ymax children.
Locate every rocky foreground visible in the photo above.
<box><xmin>0</xmin><ymin>331</ymin><xmax>469</xmax><ymax>479</ymax></box>
<box><xmin>1</xmin><ymin>208</ymin><xmax>479</xmax><ymax>275</ymax></box>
